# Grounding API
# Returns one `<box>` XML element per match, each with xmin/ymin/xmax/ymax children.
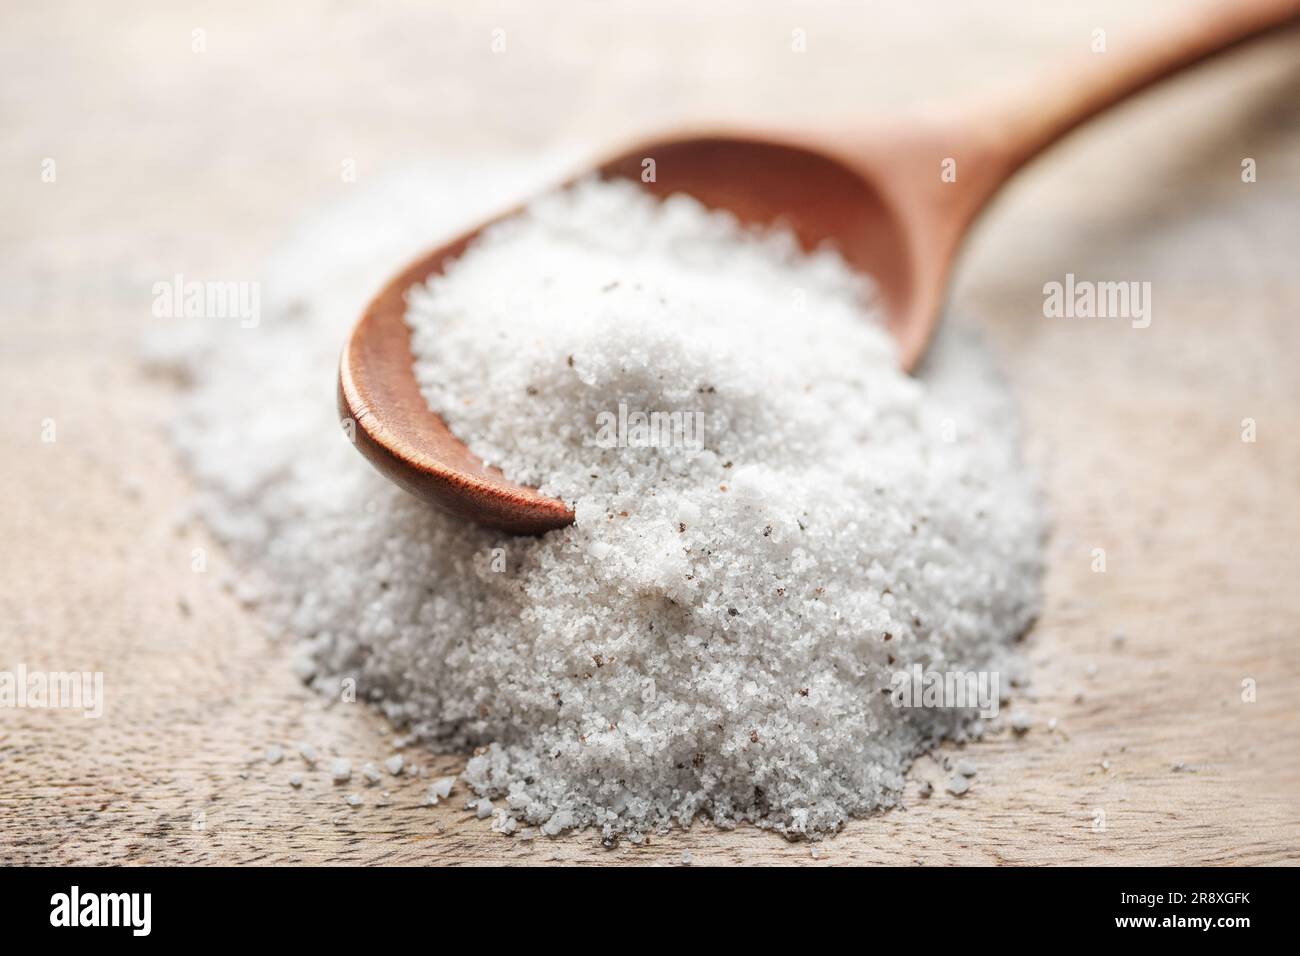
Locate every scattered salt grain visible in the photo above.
<box><xmin>384</xmin><ymin>755</ymin><xmax>404</xmax><ymax>776</ymax></box>
<box><xmin>425</xmin><ymin>776</ymin><xmax>456</xmax><ymax>806</ymax></box>
<box><xmin>345</xmin><ymin>793</ymin><xmax>363</xmax><ymax>807</ymax></box>
<box><xmin>165</xmin><ymin>168</ymin><xmax>1044</xmax><ymax>838</ymax></box>
<box><xmin>298</xmin><ymin>744</ymin><xmax>318</xmax><ymax>768</ymax></box>
<box><xmin>1010</xmin><ymin>712</ymin><xmax>1033</xmax><ymax>735</ymax></box>
<box><xmin>361</xmin><ymin>763</ymin><xmax>383</xmax><ymax>785</ymax></box>
<box><xmin>955</xmin><ymin>759</ymin><xmax>978</xmax><ymax>777</ymax></box>
<box><xmin>289</xmin><ymin>773</ymin><xmax>303</xmax><ymax>788</ymax></box>
<box><xmin>946</xmin><ymin>775</ymin><xmax>971</xmax><ymax>796</ymax></box>
<box><xmin>474</xmin><ymin>798</ymin><xmax>494</xmax><ymax>820</ymax></box>
<box><xmin>330</xmin><ymin>758</ymin><xmax>352</xmax><ymax>784</ymax></box>
<box><xmin>265</xmin><ymin>745</ymin><xmax>284</xmax><ymax>765</ymax></box>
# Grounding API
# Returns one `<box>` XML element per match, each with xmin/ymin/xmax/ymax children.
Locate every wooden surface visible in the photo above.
<box><xmin>2</xmin><ymin>0</ymin><xmax>1298</xmax><ymax>865</ymax></box>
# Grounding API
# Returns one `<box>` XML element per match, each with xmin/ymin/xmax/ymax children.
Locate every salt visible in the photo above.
<box><xmin>163</xmin><ymin>167</ymin><xmax>1044</xmax><ymax>839</ymax></box>
<box><xmin>426</xmin><ymin>776</ymin><xmax>456</xmax><ymax>805</ymax></box>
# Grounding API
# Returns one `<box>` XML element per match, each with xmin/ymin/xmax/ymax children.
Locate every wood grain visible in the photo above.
<box><xmin>1</xmin><ymin>0</ymin><xmax>1297</xmax><ymax>865</ymax></box>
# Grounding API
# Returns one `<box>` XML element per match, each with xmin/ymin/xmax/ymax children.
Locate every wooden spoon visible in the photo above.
<box><xmin>339</xmin><ymin>0</ymin><xmax>1299</xmax><ymax>535</ymax></box>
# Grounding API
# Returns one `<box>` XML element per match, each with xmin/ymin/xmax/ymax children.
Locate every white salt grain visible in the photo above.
<box><xmin>361</xmin><ymin>763</ymin><xmax>383</xmax><ymax>785</ymax></box>
<box><xmin>429</xmin><ymin>776</ymin><xmax>456</xmax><ymax>803</ymax></box>
<box><xmin>164</xmin><ymin>167</ymin><xmax>1044</xmax><ymax>839</ymax></box>
<box><xmin>265</xmin><ymin>745</ymin><xmax>284</xmax><ymax>765</ymax></box>
<box><xmin>330</xmin><ymin>758</ymin><xmax>352</xmax><ymax>784</ymax></box>
<box><xmin>384</xmin><ymin>755</ymin><xmax>404</xmax><ymax>776</ymax></box>
<box><xmin>289</xmin><ymin>773</ymin><xmax>303</xmax><ymax>788</ymax></box>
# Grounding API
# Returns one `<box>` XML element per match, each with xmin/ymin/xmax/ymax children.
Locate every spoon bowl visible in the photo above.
<box><xmin>340</xmin><ymin>133</ymin><xmax>917</xmax><ymax>534</ymax></box>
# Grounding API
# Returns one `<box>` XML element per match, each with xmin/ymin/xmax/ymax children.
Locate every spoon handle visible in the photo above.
<box><xmin>1001</xmin><ymin>0</ymin><xmax>1295</xmax><ymax>165</ymax></box>
<box><xmin>957</xmin><ymin>0</ymin><xmax>1300</xmax><ymax>214</ymax></box>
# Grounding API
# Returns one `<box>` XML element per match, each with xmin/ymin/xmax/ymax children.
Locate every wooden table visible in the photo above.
<box><xmin>2</xmin><ymin>0</ymin><xmax>1297</xmax><ymax>865</ymax></box>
